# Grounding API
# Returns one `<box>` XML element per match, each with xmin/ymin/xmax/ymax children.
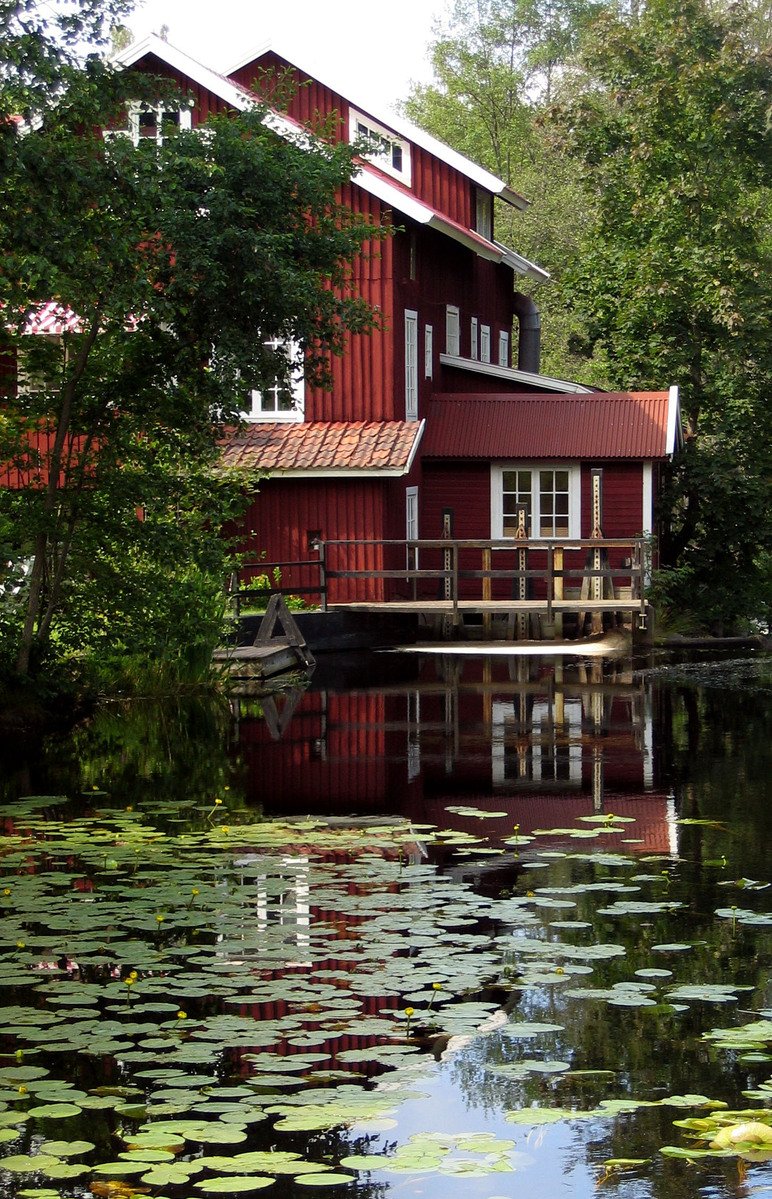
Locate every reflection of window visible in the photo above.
<box><xmin>492</xmin><ymin>464</ymin><xmax>580</xmax><ymax>539</ymax></box>
<box><xmin>492</xmin><ymin>697</ymin><xmax>583</xmax><ymax>785</ymax></box>
<box><xmin>107</xmin><ymin>102</ymin><xmax>192</xmax><ymax>146</ymax></box>
<box><xmin>243</xmin><ymin>339</ymin><xmax>304</xmax><ymax>422</ymax></box>
<box><xmin>349</xmin><ymin>108</ymin><xmax>411</xmax><ymax>184</ymax></box>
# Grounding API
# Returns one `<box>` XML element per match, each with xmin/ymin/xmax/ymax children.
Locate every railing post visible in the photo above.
<box><xmin>318</xmin><ymin>541</ymin><xmax>327</xmax><ymax>613</ymax></box>
<box><xmin>554</xmin><ymin>546</ymin><xmax>563</xmax><ymax>638</ymax></box>
<box><xmin>547</xmin><ymin>542</ymin><xmax>554</xmax><ymax>622</ymax></box>
<box><xmin>452</xmin><ymin>541</ymin><xmax>459</xmax><ymax>625</ymax></box>
<box><xmin>482</xmin><ymin>546</ymin><xmax>491</xmax><ymax>637</ymax></box>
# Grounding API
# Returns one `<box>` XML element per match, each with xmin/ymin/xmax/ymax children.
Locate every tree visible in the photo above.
<box><xmin>403</xmin><ymin>0</ymin><xmax>601</xmax><ymax>379</ymax></box>
<box><xmin>553</xmin><ymin>0</ymin><xmax>772</xmax><ymax>629</ymax></box>
<box><xmin>0</xmin><ymin>9</ymin><xmax>382</xmax><ymax>681</ymax></box>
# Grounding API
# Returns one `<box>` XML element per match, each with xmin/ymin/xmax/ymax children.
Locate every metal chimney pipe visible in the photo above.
<box><xmin>512</xmin><ymin>292</ymin><xmax>541</xmax><ymax>374</ymax></box>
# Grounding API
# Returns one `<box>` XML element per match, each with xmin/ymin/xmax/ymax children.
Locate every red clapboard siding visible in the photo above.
<box><xmin>581</xmin><ymin>463</ymin><xmax>643</xmax><ymax>538</ymax></box>
<box><xmin>128</xmin><ymin>56</ymin><xmax>232</xmax><ymax>122</ymax></box>
<box><xmin>305</xmin><ymin>188</ymin><xmax>395</xmax><ymax>423</ymax></box>
<box><xmin>236</xmin><ymin>477</ymin><xmax>389</xmax><ymax>602</ymax></box>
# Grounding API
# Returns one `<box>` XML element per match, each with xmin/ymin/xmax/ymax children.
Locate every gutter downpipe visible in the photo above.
<box><xmin>512</xmin><ymin>292</ymin><xmax>541</xmax><ymax>374</ymax></box>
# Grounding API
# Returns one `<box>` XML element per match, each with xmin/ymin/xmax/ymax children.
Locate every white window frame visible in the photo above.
<box><xmin>470</xmin><ymin>317</ymin><xmax>478</xmax><ymax>361</ymax></box>
<box><xmin>498</xmin><ymin>329</ymin><xmax>510</xmax><ymax>367</ymax></box>
<box><xmin>404</xmin><ymin>309</ymin><xmax>418</xmax><ymax>421</ymax></box>
<box><xmin>349</xmin><ymin>107</ymin><xmax>411</xmax><ymax>185</ymax></box>
<box><xmin>406</xmin><ymin>485</ymin><xmax>419</xmax><ymax>572</ymax></box>
<box><xmin>480</xmin><ymin>324</ymin><xmax>491</xmax><ymax>364</ymax></box>
<box><xmin>242</xmin><ymin>338</ymin><xmax>305</xmax><ymax>423</ymax></box>
<box><xmin>475</xmin><ymin>189</ymin><xmax>493</xmax><ymax>241</ymax></box>
<box><xmin>491</xmin><ymin>463</ymin><xmax>581</xmax><ymax>540</ymax></box>
<box><xmin>446</xmin><ymin>305</ymin><xmax>460</xmax><ymax>357</ymax></box>
<box><xmin>424</xmin><ymin>324</ymin><xmax>433</xmax><ymax>379</ymax></box>
<box><xmin>107</xmin><ymin>102</ymin><xmax>192</xmax><ymax>146</ymax></box>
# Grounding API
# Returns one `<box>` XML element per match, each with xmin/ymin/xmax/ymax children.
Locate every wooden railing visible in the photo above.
<box><xmin>231</xmin><ymin>537</ymin><xmax>649</xmax><ymax>624</ymax></box>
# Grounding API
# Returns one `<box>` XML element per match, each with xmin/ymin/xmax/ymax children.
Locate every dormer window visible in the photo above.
<box><xmin>349</xmin><ymin>108</ymin><xmax>411</xmax><ymax>185</ymax></box>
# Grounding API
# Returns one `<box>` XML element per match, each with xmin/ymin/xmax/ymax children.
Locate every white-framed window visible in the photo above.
<box><xmin>470</xmin><ymin>317</ymin><xmax>478</xmax><ymax>360</ymax></box>
<box><xmin>475</xmin><ymin>189</ymin><xmax>493</xmax><ymax>241</ymax></box>
<box><xmin>491</xmin><ymin>463</ymin><xmax>580</xmax><ymax>539</ymax></box>
<box><xmin>480</xmin><ymin>324</ymin><xmax>491</xmax><ymax>364</ymax></box>
<box><xmin>242</xmin><ymin>338</ymin><xmax>304</xmax><ymax>422</ymax></box>
<box><xmin>349</xmin><ymin>107</ymin><xmax>411</xmax><ymax>184</ymax></box>
<box><xmin>446</xmin><ymin>305</ymin><xmax>460</xmax><ymax>356</ymax></box>
<box><xmin>498</xmin><ymin>329</ymin><xmax>510</xmax><ymax>367</ymax></box>
<box><xmin>424</xmin><ymin>324</ymin><xmax>433</xmax><ymax>379</ymax></box>
<box><xmin>106</xmin><ymin>102</ymin><xmax>192</xmax><ymax>146</ymax></box>
<box><xmin>404</xmin><ymin>309</ymin><xmax>418</xmax><ymax>421</ymax></box>
<box><xmin>406</xmin><ymin>485</ymin><xmax>419</xmax><ymax>572</ymax></box>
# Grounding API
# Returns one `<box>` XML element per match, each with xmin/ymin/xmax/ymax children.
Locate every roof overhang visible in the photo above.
<box><xmin>439</xmin><ymin>354</ymin><xmax>594</xmax><ymax>393</ymax></box>
<box><xmin>226</xmin><ymin>37</ymin><xmax>529</xmax><ymax>210</ymax></box>
<box><xmin>666</xmin><ymin>385</ymin><xmax>682</xmax><ymax>456</ymax></box>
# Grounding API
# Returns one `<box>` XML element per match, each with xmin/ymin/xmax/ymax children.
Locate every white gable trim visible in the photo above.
<box><xmin>114</xmin><ymin>37</ymin><xmax>545</xmax><ymax>275</ymax></box>
<box><xmin>438</xmin><ymin>354</ymin><xmax>595</xmax><ymax>394</ymax></box>
<box><xmin>227</xmin><ymin>38</ymin><xmax>528</xmax><ymax>210</ymax></box>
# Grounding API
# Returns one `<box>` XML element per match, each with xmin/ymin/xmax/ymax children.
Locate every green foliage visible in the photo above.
<box><xmin>553</xmin><ymin>0</ymin><xmax>772</xmax><ymax>627</ymax></box>
<box><xmin>0</xmin><ymin>6</ymin><xmax>382</xmax><ymax>683</ymax></box>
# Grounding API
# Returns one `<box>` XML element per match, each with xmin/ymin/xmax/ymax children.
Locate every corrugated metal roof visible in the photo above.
<box><xmin>421</xmin><ymin>392</ymin><xmax>674</xmax><ymax>460</ymax></box>
<box><xmin>221</xmin><ymin>420</ymin><xmax>423</xmax><ymax>475</ymax></box>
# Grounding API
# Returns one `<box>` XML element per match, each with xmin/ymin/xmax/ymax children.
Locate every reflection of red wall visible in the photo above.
<box><xmin>239</xmin><ymin>693</ymin><xmax>398</xmax><ymax>812</ymax></box>
<box><xmin>414</xmin><ymin>792</ymin><xmax>672</xmax><ymax>855</ymax></box>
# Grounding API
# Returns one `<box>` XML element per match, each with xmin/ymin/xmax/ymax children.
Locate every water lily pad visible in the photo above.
<box><xmin>195</xmin><ymin>1177</ymin><xmax>274</xmax><ymax>1191</ymax></box>
<box><xmin>295</xmin><ymin>1176</ymin><xmax>353</xmax><ymax>1187</ymax></box>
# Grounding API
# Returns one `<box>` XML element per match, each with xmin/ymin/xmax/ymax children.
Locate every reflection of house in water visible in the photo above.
<box><xmin>235</xmin><ymin>654</ymin><xmax>676</xmax><ymax>855</ymax></box>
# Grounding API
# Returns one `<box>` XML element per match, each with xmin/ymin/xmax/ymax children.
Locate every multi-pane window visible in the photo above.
<box><xmin>243</xmin><ymin>338</ymin><xmax>304</xmax><ymax>422</ymax></box>
<box><xmin>106</xmin><ymin>103</ymin><xmax>192</xmax><ymax>146</ymax></box>
<box><xmin>349</xmin><ymin>109</ymin><xmax>411</xmax><ymax>184</ymax></box>
<box><xmin>424</xmin><ymin>324</ymin><xmax>433</xmax><ymax>379</ymax></box>
<box><xmin>446</xmin><ymin>305</ymin><xmax>460</xmax><ymax>356</ymax></box>
<box><xmin>538</xmin><ymin>469</ymin><xmax>571</xmax><ymax>537</ymax></box>
<box><xmin>404</xmin><ymin>310</ymin><xmax>418</xmax><ymax>420</ymax></box>
<box><xmin>495</xmin><ymin>465</ymin><xmax>578</xmax><ymax>538</ymax></box>
<box><xmin>501</xmin><ymin>469</ymin><xmax>533</xmax><ymax>537</ymax></box>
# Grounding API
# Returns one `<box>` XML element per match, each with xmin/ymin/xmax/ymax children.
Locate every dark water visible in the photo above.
<box><xmin>0</xmin><ymin>648</ymin><xmax>770</xmax><ymax>1198</ymax></box>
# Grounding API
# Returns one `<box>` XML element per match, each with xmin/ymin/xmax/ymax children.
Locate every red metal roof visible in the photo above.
<box><xmin>221</xmin><ymin>420</ymin><xmax>423</xmax><ymax>475</ymax></box>
<box><xmin>422</xmin><ymin>392</ymin><xmax>673</xmax><ymax>460</ymax></box>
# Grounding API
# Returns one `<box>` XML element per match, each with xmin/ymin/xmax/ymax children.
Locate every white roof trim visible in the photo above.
<box><xmin>113</xmin><ymin>37</ymin><xmax>544</xmax><ymax>272</ymax></box>
<box><xmin>271</xmin><ymin>465</ymin><xmax>412</xmax><ymax>478</ymax></box>
<box><xmin>439</xmin><ymin>354</ymin><xmax>595</xmax><ymax>394</ymax></box>
<box><xmin>355</xmin><ymin>171</ymin><xmax>543</xmax><ymax>274</ymax></box>
<box><xmin>114</xmin><ymin>34</ymin><xmax>256</xmax><ymax>114</ymax></box>
<box><xmin>226</xmin><ymin>37</ymin><xmax>529</xmax><ymax>209</ymax></box>
<box><xmin>666</xmin><ymin>384</ymin><xmax>682</xmax><ymax>456</ymax></box>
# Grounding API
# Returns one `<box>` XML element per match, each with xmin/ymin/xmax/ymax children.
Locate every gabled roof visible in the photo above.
<box><xmin>226</xmin><ymin>37</ymin><xmax>529</xmax><ymax>211</ymax></box>
<box><xmin>113</xmin><ymin>36</ymin><xmax>547</xmax><ymax>280</ymax></box>
<box><xmin>221</xmin><ymin>420</ymin><xmax>424</xmax><ymax>476</ymax></box>
<box><xmin>421</xmin><ymin>389</ymin><xmax>681</xmax><ymax>460</ymax></box>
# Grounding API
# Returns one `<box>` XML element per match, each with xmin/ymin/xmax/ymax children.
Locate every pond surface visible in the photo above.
<box><xmin>0</xmin><ymin>648</ymin><xmax>770</xmax><ymax>1199</ymax></box>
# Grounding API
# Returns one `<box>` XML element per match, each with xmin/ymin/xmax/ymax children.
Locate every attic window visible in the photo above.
<box><xmin>106</xmin><ymin>102</ymin><xmax>192</xmax><ymax>146</ymax></box>
<box><xmin>349</xmin><ymin>108</ymin><xmax>411</xmax><ymax>185</ymax></box>
<box><xmin>242</xmin><ymin>338</ymin><xmax>305</xmax><ymax>423</ymax></box>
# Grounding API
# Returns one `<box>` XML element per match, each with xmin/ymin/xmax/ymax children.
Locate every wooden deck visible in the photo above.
<box><xmin>230</xmin><ymin>536</ymin><xmax>650</xmax><ymax>640</ymax></box>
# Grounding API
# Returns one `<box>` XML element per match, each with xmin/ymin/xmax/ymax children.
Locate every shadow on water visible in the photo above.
<box><xmin>0</xmin><ymin>647</ymin><xmax>769</xmax><ymax>1199</ymax></box>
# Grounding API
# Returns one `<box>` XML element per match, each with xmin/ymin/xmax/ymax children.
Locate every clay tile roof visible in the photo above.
<box><xmin>221</xmin><ymin>420</ymin><xmax>424</xmax><ymax>475</ymax></box>
<box><xmin>422</xmin><ymin>392</ymin><xmax>679</xmax><ymax>460</ymax></box>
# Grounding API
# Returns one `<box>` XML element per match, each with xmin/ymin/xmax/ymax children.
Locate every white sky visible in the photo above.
<box><xmin>129</xmin><ymin>0</ymin><xmax>448</xmax><ymax>114</ymax></box>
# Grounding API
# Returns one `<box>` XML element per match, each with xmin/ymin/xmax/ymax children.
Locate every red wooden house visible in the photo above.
<box><xmin>8</xmin><ymin>34</ymin><xmax>682</xmax><ymax>617</ymax></box>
